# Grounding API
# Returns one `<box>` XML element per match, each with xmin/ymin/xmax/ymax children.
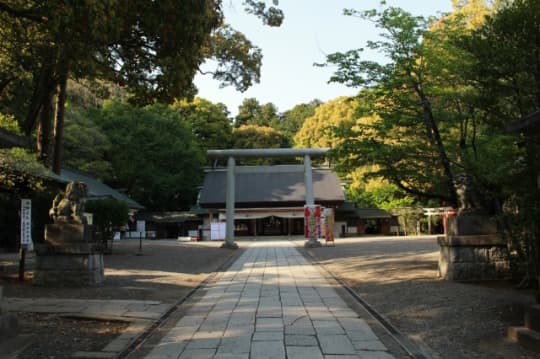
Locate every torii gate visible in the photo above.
<box><xmin>206</xmin><ymin>148</ymin><xmax>329</xmax><ymax>249</ymax></box>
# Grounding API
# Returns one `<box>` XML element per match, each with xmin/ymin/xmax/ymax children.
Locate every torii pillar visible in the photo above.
<box><xmin>207</xmin><ymin>148</ymin><xmax>329</xmax><ymax>249</ymax></box>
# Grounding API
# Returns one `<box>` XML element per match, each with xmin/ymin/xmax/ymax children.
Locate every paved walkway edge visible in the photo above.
<box><xmin>145</xmin><ymin>241</ymin><xmax>399</xmax><ymax>359</ymax></box>
<box><xmin>300</xmin><ymin>244</ymin><xmax>433</xmax><ymax>359</ymax></box>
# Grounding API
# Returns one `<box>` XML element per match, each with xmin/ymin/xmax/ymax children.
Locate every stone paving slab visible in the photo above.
<box><xmin>145</xmin><ymin>241</ymin><xmax>396</xmax><ymax>359</ymax></box>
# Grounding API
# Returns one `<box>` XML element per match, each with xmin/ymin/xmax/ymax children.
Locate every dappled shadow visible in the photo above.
<box><xmin>302</xmin><ymin>236</ymin><xmax>537</xmax><ymax>359</ymax></box>
<box><xmin>0</xmin><ymin>240</ymin><xmax>244</xmax><ymax>303</ymax></box>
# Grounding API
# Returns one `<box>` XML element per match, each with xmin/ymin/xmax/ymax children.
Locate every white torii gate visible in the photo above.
<box><xmin>206</xmin><ymin>148</ymin><xmax>329</xmax><ymax>249</ymax></box>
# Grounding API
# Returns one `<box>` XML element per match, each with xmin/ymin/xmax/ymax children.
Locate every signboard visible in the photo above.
<box><xmin>304</xmin><ymin>205</ymin><xmax>321</xmax><ymax>239</ymax></box>
<box><xmin>136</xmin><ymin>220</ymin><xmax>146</xmax><ymax>236</ymax></box>
<box><xmin>210</xmin><ymin>222</ymin><xmax>226</xmax><ymax>241</ymax></box>
<box><xmin>323</xmin><ymin>208</ymin><xmax>335</xmax><ymax>244</ymax></box>
<box><xmin>20</xmin><ymin>199</ymin><xmax>32</xmax><ymax>246</ymax></box>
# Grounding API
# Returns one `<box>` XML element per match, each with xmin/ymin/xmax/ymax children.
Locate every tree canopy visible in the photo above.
<box><xmin>0</xmin><ymin>0</ymin><xmax>283</xmax><ymax>173</ymax></box>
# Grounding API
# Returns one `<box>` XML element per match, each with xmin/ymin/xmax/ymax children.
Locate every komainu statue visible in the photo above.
<box><xmin>49</xmin><ymin>181</ymin><xmax>88</xmax><ymax>224</ymax></box>
<box><xmin>453</xmin><ymin>173</ymin><xmax>485</xmax><ymax>215</ymax></box>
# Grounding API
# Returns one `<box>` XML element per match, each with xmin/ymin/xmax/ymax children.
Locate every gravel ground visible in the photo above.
<box><xmin>0</xmin><ymin>239</ymin><xmax>243</xmax><ymax>358</ymax></box>
<box><xmin>16</xmin><ymin>312</ymin><xmax>129</xmax><ymax>359</ymax></box>
<box><xmin>2</xmin><ymin>236</ymin><xmax>538</xmax><ymax>358</ymax></box>
<box><xmin>2</xmin><ymin>239</ymin><xmax>242</xmax><ymax>302</ymax></box>
<box><xmin>302</xmin><ymin>236</ymin><xmax>538</xmax><ymax>359</ymax></box>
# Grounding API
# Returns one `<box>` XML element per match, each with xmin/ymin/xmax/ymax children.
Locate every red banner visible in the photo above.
<box><xmin>304</xmin><ymin>205</ymin><xmax>321</xmax><ymax>238</ymax></box>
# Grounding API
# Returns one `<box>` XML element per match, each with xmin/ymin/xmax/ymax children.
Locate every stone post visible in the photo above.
<box><xmin>304</xmin><ymin>154</ymin><xmax>322</xmax><ymax>248</ymax></box>
<box><xmin>222</xmin><ymin>156</ymin><xmax>238</xmax><ymax>249</ymax></box>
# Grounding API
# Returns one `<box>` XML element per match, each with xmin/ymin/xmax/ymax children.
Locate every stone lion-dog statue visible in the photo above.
<box><xmin>49</xmin><ymin>181</ymin><xmax>88</xmax><ymax>224</ymax></box>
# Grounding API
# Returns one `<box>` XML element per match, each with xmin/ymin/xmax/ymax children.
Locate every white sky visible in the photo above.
<box><xmin>194</xmin><ymin>0</ymin><xmax>454</xmax><ymax>117</ymax></box>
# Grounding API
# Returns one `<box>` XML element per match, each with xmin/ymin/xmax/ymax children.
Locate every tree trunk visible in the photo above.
<box><xmin>22</xmin><ymin>70</ymin><xmax>48</xmax><ymax>135</ymax></box>
<box><xmin>416</xmin><ymin>88</ymin><xmax>458</xmax><ymax>207</ymax></box>
<box><xmin>36</xmin><ymin>90</ymin><xmax>54</xmax><ymax>165</ymax></box>
<box><xmin>52</xmin><ymin>65</ymin><xmax>68</xmax><ymax>174</ymax></box>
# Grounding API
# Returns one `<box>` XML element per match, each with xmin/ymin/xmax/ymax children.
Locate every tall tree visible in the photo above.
<box><xmin>459</xmin><ymin>0</ymin><xmax>540</xmax><ymax>286</ymax></box>
<box><xmin>235</xmin><ymin>97</ymin><xmax>279</xmax><ymax>128</ymax></box>
<box><xmin>232</xmin><ymin>124</ymin><xmax>288</xmax><ymax>164</ymax></box>
<box><xmin>0</xmin><ymin>1</ymin><xmax>283</xmax><ymax>172</ymax></box>
<box><xmin>172</xmin><ymin>97</ymin><xmax>233</xmax><ymax>151</ymax></box>
<box><xmin>320</xmin><ymin>4</ymin><xmax>492</xmax><ymax>205</ymax></box>
<box><xmin>294</xmin><ymin>97</ymin><xmax>359</xmax><ymax>148</ymax></box>
<box><xmin>278</xmin><ymin>99</ymin><xmax>322</xmax><ymax>142</ymax></box>
<box><xmin>90</xmin><ymin>100</ymin><xmax>204</xmax><ymax>210</ymax></box>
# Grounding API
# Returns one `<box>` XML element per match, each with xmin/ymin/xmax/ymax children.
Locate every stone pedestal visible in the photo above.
<box><xmin>0</xmin><ymin>286</ymin><xmax>18</xmax><ymax>342</ymax></box>
<box><xmin>33</xmin><ymin>223</ymin><xmax>104</xmax><ymax>286</ymax></box>
<box><xmin>304</xmin><ymin>238</ymin><xmax>322</xmax><ymax>248</ymax></box>
<box><xmin>438</xmin><ymin>215</ymin><xmax>509</xmax><ymax>281</ymax></box>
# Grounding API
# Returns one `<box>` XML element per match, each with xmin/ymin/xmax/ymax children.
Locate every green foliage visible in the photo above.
<box><xmin>232</xmin><ymin>124</ymin><xmax>288</xmax><ymax>164</ymax></box>
<box><xmin>243</xmin><ymin>0</ymin><xmax>284</xmax><ymax>27</ymax></box>
<box><xmin>0</xmin><ymin>1</ymin><xmax>284</xmax><ymax>171</ymax></box>
<box><xmin>347</xmin><ymin>180</ymin><xmax>415</xmax><ymax>211</ymax></box>
<box><xmin>462</xmin><ymin>0</ymin><xmax>540</xmax><ymax>124</ymax></box>
<box><xmin>63</xmin><ymin>103</ymin><xmax>112</xmax><ymax>180</ymax></box>
<box><xmin>172</xmin><ymin>98</ymin><xmax>232</xmax><ymax>150</ymax></box>
<box><xmin>232</xmin><ymin>124</ymin><xmax>287</xmax><ymax>149</ymax></box>
<box><xmin>235</xmin><ymin>98</ymin><xmax>280</xmax><ymax>128</ymax></box>
<box><xmin>85</xmin><ymin>197</ymin><xmax>128</xmax><ymax>251</ymax></box>
<box><xmin>0</xmin><ymin>113</ymin><xmax>22</xmax><ymax>135</ymax></box>
<box><xmin>456</xmin><ymin>0</ymin><xmax>540</xmax><ymax>285</ymax></box>
<box><xmin>204</xmin><ymin>25</ymin><xmax>263</xmax><ymax>92</ymax></box>
<box><xmin>92</xmin><ymin>100</ymin><xmax>204</xmax><ymax>211</ymax></box>
<box><xmin>278</xmin><ymin>100</ymin><xmax>322</xmax><ymax>142</ymax></box>
<box><xmin>321</xmin><ymin>4</ymin><xmax>497</xmax><ymax>205</ymax></box>
<box><xmin>294</xmin><ymin>97</ymin><xmax>359</xmax><ymax>148</ymax></box>
<box><xmin>0</xmin><ymin>147</ymin><xmax>50</xmax><ymax>192</ymax></box>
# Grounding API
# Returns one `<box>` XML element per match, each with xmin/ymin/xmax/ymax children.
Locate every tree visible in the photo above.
<box><xmin>232</xmin><ymin>124</ymin><xmax>287</xmax><ymax>149</ymax></box>
<box><xmin>85</xmin><ymin>198</ymin><xmax>128</xmax><ymax>253</ymax></box>
<box><xmin>278</xmin><ymin>99</ymin><xmax>322</xmax><ymax>143</ymax></box>
<box><xmin>0</xmin><ymin>147</ymin><xmax>49</xmax><ymax>193</ymax></box>
<box><xmin>0</xmin><ymin>1</ymin><xmax>283</xmax><ymax>172</ymax></box>
<box><xmin>319</xmin><ymin>5</ymin><xmax>497</xmax><ymax>205</ymax></box>
<box><xmin>459</xmin><ymin>0</ymin><xmax>540</xmax><ymax>288</ymax></box>
<box><xmin>235</xmin><ymin>98</ymin><xmax>280</xmax><ymax>128</ymax></box>
<box><xmin>62</xmin><ymin>107</ymin><xmax>112</xmax><ymax>180</ymax></box>
<box><xmin>172</xmin><ymin>98</ymin><xmax>233</xmax><ymax>151</ymax></box>
<box><xmin>462</xmin><ymin>0</ymin><xmax>540</xmax><ymax>123</ymax></box>
<box><xmin>92</xmin><ymin>101</ymin><xmax>204</xmax><ymax>210</ymax></box>
<box><xmin>232</xmin><ymin>124</ymin><xmax>288</xmax><ymax>164</ymax></box>
<box><xmin>294</xmin><ymin>97</ymin><xmax>359</xmax><ymax>148</ymax></box>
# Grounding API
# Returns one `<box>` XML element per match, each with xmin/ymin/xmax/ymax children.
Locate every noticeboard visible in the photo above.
<box><xmin>210</xmin><ymin>222</ymin><xmax>226</xmax><ymax>241</ymax></box>
<box><xmin>20</xmin><ymin>199</ymin><xmax>32</xmax><ymax>246</ymax></box>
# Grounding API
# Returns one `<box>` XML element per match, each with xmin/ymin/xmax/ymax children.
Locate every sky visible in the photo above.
<box><xmin>194</xmin><ymin>0</ymin><xmax>454</xmax><ymax>117</ymax></box>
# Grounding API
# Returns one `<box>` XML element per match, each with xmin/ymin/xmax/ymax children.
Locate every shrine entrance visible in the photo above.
<box><xmin>206</xmin><ymin>148</ymin><xmax>333</xmax><ymax>248</ymax></box>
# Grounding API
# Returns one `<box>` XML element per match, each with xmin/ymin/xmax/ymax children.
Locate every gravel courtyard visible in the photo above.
<box><xmin>302</xmin><ymin>236</ymin><xmax>537</xmax><ymax>359</ymax></box>
<box><xmin>1</xmin><ymin>236</ymin><xmax>538</xmax><ymax>358</ymax></box>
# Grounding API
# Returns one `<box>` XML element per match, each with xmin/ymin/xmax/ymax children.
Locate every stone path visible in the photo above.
<box><xmin>146</xmin><ymin>241</ymin><xmax>394</xmax><ymax>359</ymax></box>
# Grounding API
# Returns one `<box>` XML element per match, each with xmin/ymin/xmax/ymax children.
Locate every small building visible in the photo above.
<box><xmin>198</xmin><ymin>165</ymin><xmax>345</xmax><ymax>237</ymax></box>
<box><xmin>335</xmin><ymin>202</ymin><xmax>398</xmax><ymax>236</ymax></box>
<box><xmin>60</xmin><ymin>168</ymin><xmax>144</xmax><ymax>211</ymax></box>
<box><xmin>136</xmin><ymin>211</ymin><xmax>202</xmax><ymax>239</ymax></box>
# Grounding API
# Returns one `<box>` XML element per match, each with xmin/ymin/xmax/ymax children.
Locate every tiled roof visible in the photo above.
<box><xmin>60</xmin><ymin>168</ymin><xmax>145</xmax><ymax>210</ymax></box>
<box><xmin>199</xmin><ymin>165</ymin><xmax>345</xmax><ymax>208</ymax></box>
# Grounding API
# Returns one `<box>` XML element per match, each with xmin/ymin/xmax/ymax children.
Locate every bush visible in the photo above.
<box><xmin>85</xmin><ymin>198</ymin><xmax>128</xmax><ymax>252</ymax></box>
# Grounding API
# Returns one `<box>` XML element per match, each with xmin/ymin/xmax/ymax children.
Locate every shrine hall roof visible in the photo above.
<box><xmin>199</xmin><ymin>165</ymin><xmax>345</xmax><ymax>208</ymax></box>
